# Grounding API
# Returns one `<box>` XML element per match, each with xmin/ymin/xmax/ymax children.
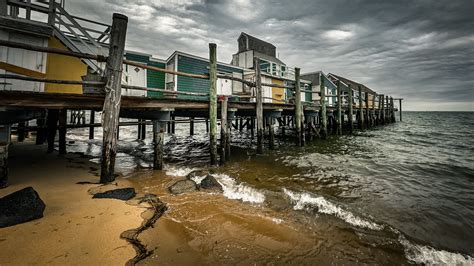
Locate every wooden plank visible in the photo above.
<box><xmin>100</xmin><ymin>13</ymin><xmax>127</xmax><ymax>183</ymax></box>
<box><xmin>358</xmin><ymin>85</ymin><xmax>364</xmax><ymax>129</ymax></box>
<box><xmin>0</xmin><ymin>73</ymin><xmax>104</xmax><ymax>85</ymax></box>
<box><xmin>209</xmin><ymin>43</ymin><xmax>218</xmax><ymax>165</ymax></box>
<box><xmin>220</xmin><ymin>97</ymin><xmax>227</xmax><ymax>164</ymax></box>
<box><xmin>0</xmin><ymin>61</ymin><xmax>46</xmax><ymax>78</ymax></box>
<box><xmin>348</xmin><ymin>85</ymin><xmax>353</xmax><ymax>134</ymax></box>
<box><xmin>336</xmin><ymin>80</ymin><xmax>342</xmax><ymax>134</ymax></box>
<box><xmin>153</xmin><ymin>120</ymin><xmax>165</xmax><ymax>170</ymax></box>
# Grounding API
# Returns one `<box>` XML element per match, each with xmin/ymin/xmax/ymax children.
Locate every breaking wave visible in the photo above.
<box><xmin>399</xmin><ymin>235</ymin><xmax>474</xmax><ymax>265</ymax></box>
<box><xmin>283</xmin><ymin>188</ymin><xmax>383</xmax><ymax>230</ymax></box>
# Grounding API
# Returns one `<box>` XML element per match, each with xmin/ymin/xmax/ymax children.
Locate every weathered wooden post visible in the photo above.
<box><xmin>35</xmin><ymin>116</ymin><xmax>46</xmax><ymax>145</ymax></box>
<box><xmin>220</xmin><ymin>97</ymin><xmax>227</xmax><ymax>164</ymax></box>
<box><xmin>390</xmin><ymin>97</ymin><xmax>395</xmax><ymax>123</ymax></box>
<box><xmin>209</xmin><ymin>43</ymin><xmax>218</xmax><ymax>164</ymax></box>
<box><xmin>58</xmin><ymin>109</ymin><xmax>67</xmax><ymax>154</ymax></box>
<box><xmin>255</xmin><ymin>57</ymin><xmax>264</xmax><ymax>154</ymax></box>
<box><xmin>336</xmin><ymin>80</ymin><xmax>342</xmax><ymax>134</ymax></box>
<box><xmin>399</xmin><ymin>98</ymin><xmax>403</xmax><ymax>122</ymax></box>
<box><xmin>190</xmin><ymin>117</ymin><xmax>195</xmax><ymax>136</ymax></box>
<box><xmin>46</xmin><ymin>109</ymin><xmax>59</xmax><ymax>153</ymax></box>
<box><xmin>320</xmin><ymin>75</ymin><xmax>327</xmax><ymax>138</ymax></box>
<box><xmin>372</xmin><ymin>94</ymin><xmax>376</xmax><ymax>125</ymax></box>
<box><xmin>17</xmin><ymin>122</ymin><xmax>25</xmax><ymax>142</ymax></box>
<box><xmin>100</xmin><ymin>13</ymin><xmax>128</xmax><ymax>183</ymax></box>
<box><xmin>269</xmin><ymin>116</ymin><xmax>275</xmax><ymax>149</ymax></box>
<box><xmin>385</xmin><ymin>95</ymin><xmax>389</xmax><ymax>124</ymax></box>
<box><xmin>89</xmin><ymin>110</ymin><xmax>95</xmax><ymax>139</ymax></box>
<box><xmin>225</xmin><ymin>111</ymin><xmax>231</xmax><ymax>160</ymax></box>
<box><xmin>379</xmin><ymin>94</ymin><xmax>384</xmax><ymax>124</ymax></box>
<box><xmin>0</xmin><ymin>125</ymin><xmax>10</xmax><ymax>188</ymax></box>
<box><xmin>358</xmin><ymin>85</ymin><xmax>364</xmax><ymax>129</ymax></box>
<box><xmin>365</xmin><ymin>92</ymin><xmax>370</xmax><ymax>127</ymax></box>
<box><xmin>152</xmin><ymin>120</ymin><xmax>165</xmax><ymax>170</ymax></box>
<box><xmin>294</xmin><ymin>68</ymin><xmax>303</xmax><ymax>145</ymax></box>
<box><xmin>347</xmin><ymin>85</ymin><xmax>353</xmax><ymax>134</ymax></box>
<box><xmin>171</xmin><ymin>115</ymin><xmax>176</xmax><ymax>134</ymax></box>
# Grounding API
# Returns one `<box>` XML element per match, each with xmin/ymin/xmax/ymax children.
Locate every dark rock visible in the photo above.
<box><xmin>186</xmin><ymin>169</ymin><xmax>208</xmax><ymax>180</ymax></box>
<box><xmin>92</xmin><ymin>188</ymin><xmax>136</xmax><ymax>200</ymax></box>
<box><xmin>199</xmin><ymin>175</ymin><xmax>222</xmax><ymax>191</ymax></box>
<box><xmin>168</xmin><ymin>180</ymin><xmax>197</xmax><ymax>195</ymax></box>
<box><xmin>0</xmin><ymin>187</ymin><xmax>46</xmax><ymax>228</ymax></box>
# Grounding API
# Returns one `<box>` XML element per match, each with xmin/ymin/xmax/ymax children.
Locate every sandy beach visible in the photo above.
<box><xmin>0</xmin><ymin>141</ymin><xmax>143</xmax><ymax>265</ymax></box>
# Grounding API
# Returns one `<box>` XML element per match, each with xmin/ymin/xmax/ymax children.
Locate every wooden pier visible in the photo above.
<box><xmin>0</xmin><ymin>1</ymin><xmax>403</xmax><ymax>187</ymax></box>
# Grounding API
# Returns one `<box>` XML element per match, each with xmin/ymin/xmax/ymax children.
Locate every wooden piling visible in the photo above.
<box><xmin>35</xmin><ymin>116</ymin><xmax>46</xmax><ymax>145</ymax></box>
<box><xmin>379</xmin><ymin>94</ymin><xmax>384</xmax><ymax>124</ymax></box>
<box><xmin>171</xmin><ymin>115</ymin><xmax>176</xmax><ymax>134</ymax></box>
<box><xmin>190</xmin><ymin>117</ymin><xmax>194</xmax><ymax>136</ymax></box>
<box><xmin>365</xmin><ymin>92</ymin><xmax>370</xmax><ymax>127</ymax></box>
<box><xmin>141</xmin><ymin>120</ymin><xmax>146</xmax><ymax>140</ymax></box>
<box><xmin>100</xmin><ymin>13</ymin><xmax>128</xmax><ymax>183</ymax></box>
<box><xmin>348</xmin><ymin>85</ymin><xmax>353</xmax><ymax>134</ymax></box>
<box><xmin>372</xmin><ymin>94</ymin><xmax>376</xmax><ymax>125</ymax></box>
<box><xmin>269</xmin><ymin>117</ymin><xmax>275</xmax><ymax>149</ymax></box>
<box><xmin>153</xmin><ymin>120</ymin><xmax>165</xmax><ymax>170</ymax></box>
<box><xmin>46</xmin><ymin>109</ymin><xmax>58</xmax><ymax>153</ymax></box>
<box><xmin>0</xmin><ymin>144</ymin><xmax>7</xmax><ymax>188</ymax></box>
<box><xmin>358</xmin><ymin>85</ymin><xmax>364</xmax><ymax>129</ymax></box>
<box><xmin>336</xmin><ymin>80</ymin><xmax>342</xmax><ymax>134</ymax></box>
<box><xmin>295</xmin><ymin>68</ymin><xmax>302</xmax><ymax>145</ymax></box>
<box><xmin>209</xmin><ymin>43</ymin><xmax>218</xmax><ymax>165</ymax></box>
<box><xmin>255</xmin><ymin>57</ymin><xmax>264</xmax><ymax>154</ymax></box>
<box><xmin>320</xmin><ymin>74</ymin><xmax>327</xmax><ymax>139</ymax></box>
<box><xmin>17</xmin><ymin>122</ymin><xmax>25</xmax><ymax>142</ymax></box>
<box><xmin>399</xmin><ymin>98</ymin><xmax>403</xmax><ymax>122</ymax></box>
<box><xmin>385</xmin><ymin>95</ymin><xmax>389</xmax><ymax>124</ymax></box>
<box><xmin>89</xmin><ymin>111</ymin><xmax>95</xmax><ymax>139</ymax></box>
<box><xmin>225</xmin><ymin>113</ymin><xmax>231</xmax><ymax>160</ymax></box>
<box><xmin>58</xmin><ymin>109</ymin><xmax>67</xmax><ymax>154</ymax></box>
<box><xmin>206</xmin><ymin>118</ymin><xmax>209</xmax><ymax>133</ymax></box>
<box><xmin>220</xmin><ymin>97</ymin><xmax>227</xmax><ymax>164</ymax></box>
<box><xmin>390</xmin><ymin>97</ymin><xmax>395</xmax><ymax>123</ymax></box>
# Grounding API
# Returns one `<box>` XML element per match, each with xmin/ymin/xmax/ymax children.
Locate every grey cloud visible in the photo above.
<box><xmin>66</xmin><ymin>0</ymin><xmax>474</xmax><ymax>110</ymax></box>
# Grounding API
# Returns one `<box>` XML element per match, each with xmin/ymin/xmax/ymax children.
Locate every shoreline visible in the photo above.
<box><xmin>0</xmin><ymin>141</ymin><xmax>150</xmax><ymax>265</ymax></box>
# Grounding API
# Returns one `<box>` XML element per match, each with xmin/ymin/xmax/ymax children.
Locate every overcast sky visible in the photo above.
<box><xmin>67</xmin><ymin>0</ymin><xmax>473</xmax><ymax>111</ymax></box>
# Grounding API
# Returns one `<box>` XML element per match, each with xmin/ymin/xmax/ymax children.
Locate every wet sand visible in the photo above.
<box><xmin>0</xmin><ymin>142</ymin><xmax>143</xmax><ymax>265</ymax></box>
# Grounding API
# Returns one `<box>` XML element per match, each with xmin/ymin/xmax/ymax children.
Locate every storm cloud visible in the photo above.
<box><xmin>67</xmin><ymin>0</ymin><xmax>474</xmax><ymax>110</ymax></box>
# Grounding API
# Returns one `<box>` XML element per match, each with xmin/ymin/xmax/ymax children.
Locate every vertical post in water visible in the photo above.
<box><xmin>380</xmin><ymin>94</ymin><xmax>384</xmax><ymax>124</ymax></box>
<box><xmin>153</xmin><ymin>120</ymin><xmax>165</xmax><ymax>170</ymax></box>
<box><xmin>255</xmin><ymin>57</ymin><xmax>264</xmax><ymax>154</ymax></box>
<box><xmin>46</xmin><ymin>109</ymin><xmax>58</xmax><ymax>153</ymax></box>
<box><xmin>100</xmin><ymin>13</ymin><xmax>128</xmax><ymax>183</ymax></box>
<box><xmin>320</xmin><ymin>74</ymin><xmax>327</xmax><ymax>139</ymax></box>
<box><xmin>390</xmin><ymin>97</ymin><xmax>395</xmax><ymax>123</ymax></box>
<box><xmin>35</xmin><ymin>115</ymin><xmax>46</xmax><ymax>145</ymax></box>
<box><xmin>225</xmin><ymin>112</ymin><xmax>231</xmax><ymax>160</ymax></box>
<box><xmin>17</xmin><ymin>122</ymin><xmax>25</xmax><ymax>142</ymax></box>
<box><xmin>399</xmin><ymin>98</ymin><xmax>403</xmax><ymax>122</ymax></box>
<box><xmin>385</xmin><ymin>95</ymin><xmax>389</xmax><ymax>124</ymax></box>
<box><xmin>358</xmin><ymin>85</ymin><xmax>364</xmax><ymax>129</ymax></box>
<box><xmin>365</xmin><ymin>92</ymin><xmax>370</xmax><ymax>127</ymax></box>
<box><xmin>209</xmin><ymin>43</ymin><xmax>218</xmax><ymax>165</ymax></box>
<box><xmin>220</xmin><ymin>97</ymin><xmax>228</xmax><ymax>164</ymax></box>
<box><xmin>269</xmin><ymin>116</ymin><xmax>275</xmax><ymax>149</ymax></box>
<box><xmin>89</xmin><ymin>110</ymin><xmax>95</xmax><ymax>139</ymax></box>
<box><xmin>347</xmin><ymin>85</ymin><xmax>353</xmax><ymax>134</ymax></box>
<box><xmin>336</xmin><ymin>80</ymin><xmax>342</xmax><ymax>134</ymax></box>
<box><xmin>295</xmin><ymin>67</ymin><xmax>302</xmax><ymax>145</ymax></box>
<box><xmin>0</xmin><ymin>125</ymin><xmax>10</xmax><ymax>188</ymax></box>
<box><xmin>58</xmin><ymin>109</ymin><xmax>67</xmax><ymax>155</ymax></box>
<box><xmin>372</xmin><ymin>94</ymin><xmax>376</xmax><ymax>125</ymax></box>
<box><xmin>190</xmin><ymin>117</ymin><xmax>194</xmax><ymax>136</ymax></box>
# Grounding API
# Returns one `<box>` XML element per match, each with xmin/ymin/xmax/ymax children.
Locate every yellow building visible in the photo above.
<box><xmin>44</xmin><ymin>37</ymin><xmax>87</xmax><ymax>94</ymax></box>
<box><xmin>271</xmin><ymin>78</ymin><xmax>285</xmax><ymax>104</ymax></box>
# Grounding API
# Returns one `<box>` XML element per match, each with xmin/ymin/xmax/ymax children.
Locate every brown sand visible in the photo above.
<box><xmin>0</xmin><ymin>142</ymin><xmax>143</xmax><ymax>265</ymax></box>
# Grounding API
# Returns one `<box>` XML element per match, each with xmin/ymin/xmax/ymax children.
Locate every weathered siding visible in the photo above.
<box><xmin>176</xmin><ymin>55</ymin><xmax>243</xmax><ymax>100</ymax></box>
<box><xmin>147</xmin><ymin>60</ymin><xmax>166</xmax><ymax>98</ymax></box>
<box><xmin>272</xmin><ymin>78</ymin><xmax>285</xmax><ymax>104</ymax></box>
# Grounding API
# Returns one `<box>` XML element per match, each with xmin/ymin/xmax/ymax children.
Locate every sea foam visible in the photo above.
<box><xmin>283</xmin><ymin>188</ymin><xmax>383</xmax><ymax>230</ymax></box>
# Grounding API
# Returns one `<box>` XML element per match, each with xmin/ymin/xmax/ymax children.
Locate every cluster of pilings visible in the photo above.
<box><xmin>0</xmin><ymin>12</ymin><xmax>403</xmax><ymax>188</ymax></box>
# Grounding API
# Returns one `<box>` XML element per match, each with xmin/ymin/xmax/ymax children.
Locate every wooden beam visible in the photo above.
<box><xmin>358</xmin><ymin>85</ymin><xmax>364</xmax><ymax>129</ymax></box>
<box><xmin>209</xmin><ymin>43</ymin><xmax>218</xmax><ymax>165</ymax></box>
<box><xmin>295</xmin><ymin>67</ymin><xmax>302</xmax><ymax>145</ymax></box>
<box><xmin>0</xmin><ymin>62</ymin><xmax>46</xmax><ymax>78</ymax></box>
<box><xmin>100</xmin><ymin>13</ymin><xmax>127</xmax><ymax>183</ymax></box>
<box><xmin>399</xmin><ymin>98</ymin><xmax>402</xmax><ymax>122</ymax></box>
<box><xmin>0</xmin><ymin>73</ymin><xmax>104</xmax><ymax>85</ymax></box>
<box><xmin>336</xmin><ymin>80</ymin><xmax>342</xmax><ymax>134</ymax></box>
<box><xmin>347</xmin><ymin>85</ymin><xmax>353</xmax><ymax>134</ymax></box>
<box><xmin>320</xmin><ymin>74</ymin><xmax>327</xmax><ymax>138</ymax></box>
<box><xmin>220</xmin><ymin>97</ymin><xmax>227</xmax><ymax>164</ymax></box>
<box><xmin>255</xmin><ymin>57</ymin><xmax>264</xmax><ymax>154</ymax></box>
<box><xmin>153</xmin><ymin>120</ymin><xmax>165</xmax><ymax>170</ymax></box>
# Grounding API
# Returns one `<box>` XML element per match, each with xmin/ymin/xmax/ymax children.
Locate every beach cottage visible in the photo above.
<box><xmin>123</xmin><ymin>51</ymin><xmax>166</xmax><ymax>98</ymax></box>
<box><xmin>300</xmin><ymin>71</ymin><xmax>337</xmax><ymax>106</ymax></box>
<box><xmin>166</xmin><ymin>51</ymin><xmax>244</xmax><ymax>100</ymax></box>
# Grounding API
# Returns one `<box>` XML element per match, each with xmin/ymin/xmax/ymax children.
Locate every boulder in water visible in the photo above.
<box><xmin>92</xmin><ymin>187</ymin><xmax>136</xmax><ymax>200</ymax></box>
<box><xmin>199</xmin><ymin>175</ymin><xmax>223</xmax><ymax>192</ymax></box>
<box><xmin>0</xmin><ymin>187</ymin><xmax>46</xmax><ymax>228</ymax></box>
<box><xmin>168</xmin><ymin>179</ymin><xmax>197</xmax><ymax>195</ymax></box>
<box><xmin>186</xmin><ymin>169</ymin><xmax>208</xmax><ymax>180</ymax></box>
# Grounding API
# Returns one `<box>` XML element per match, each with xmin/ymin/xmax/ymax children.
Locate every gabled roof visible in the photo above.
<box><xmin>301</xmin><ymin>71</ymin><xmax>337</xmax><ymax>88</ymax></box>
<box><xmin>239</xmin><ymin>32</ymin><xmax>276</xmax><ymax>48</ymax></box>
<box><xmin>254</xmin><ymin>51</ymin><xmax>285</xmax><ymax>66</ymax></box>
<box><xmin>328</xmin><ymin>73</ymin><xmax>376</xmax><ymax>94</ymax></box>
<box><xmin>166</xmin><ymin>50</ymin><xmax>244</xmax><ymax>70</ymax></box>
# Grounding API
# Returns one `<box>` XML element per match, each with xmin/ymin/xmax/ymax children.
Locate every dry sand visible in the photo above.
<box><xmin>0</xmin><ymin>141</ymin><xmax>143</xmax><ymax>265</ymax></box>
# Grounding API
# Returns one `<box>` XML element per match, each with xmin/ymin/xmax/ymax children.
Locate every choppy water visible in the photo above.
<box><xmin>66</xmin><ymin>111</ymin><xmax>474</xmax><ymax>264</ymax></box>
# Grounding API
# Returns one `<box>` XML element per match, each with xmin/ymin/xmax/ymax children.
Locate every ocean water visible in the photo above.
<box><xmin>66</xmin><ymin>111</ymin><xmax>474</xmax><ymax>264</ymax></box>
